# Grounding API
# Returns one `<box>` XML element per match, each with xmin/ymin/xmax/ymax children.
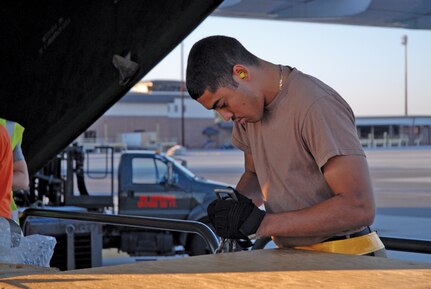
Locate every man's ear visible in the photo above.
<box><xmin>233</xmin><ymin>64</ymin><xmax>249</xmax><ymax>80</ymax></box>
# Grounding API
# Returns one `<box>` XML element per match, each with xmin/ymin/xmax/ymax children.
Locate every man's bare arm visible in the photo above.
<box><xmin>235</xmin><ymin>152</ymin><xmax>263</xmax><ymax>206</ymax></box>
<box><xmin>257</xmin><ymin>155</ymin><xmax>375</xmax><ymax>237</ymax></box>
<box><xmin>13</xmin><ymin>159</ymin><xmax>29</xmax><ymax>190</ymax></box>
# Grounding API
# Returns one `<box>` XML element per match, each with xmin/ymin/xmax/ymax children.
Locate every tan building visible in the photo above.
<box><xmin>80</xmin><ymin>81</ymin><xmax>222</xmax><ymax>150</ymax></box>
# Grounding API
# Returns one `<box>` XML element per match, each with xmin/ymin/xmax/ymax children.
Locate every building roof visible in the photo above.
<box><xmin>356</xmin><ymin>116</ymin><xmax>431</xmax><ymax>126</ymax></box>
<box><xmin>120</xmin><ymin>91</ymin><xmax>192</xmax><ymax>104</ymax></box>
<box><xmin>217</xmin><ymin>116</ymin><xmax>431</xmax><ymax>129</ymax></box>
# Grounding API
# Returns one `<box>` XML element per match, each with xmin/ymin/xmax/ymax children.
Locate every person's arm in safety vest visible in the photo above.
<box><xmin>12</xmin><ymin>144</ymin><xmax>29</xmax><ymax>190</ymax></box>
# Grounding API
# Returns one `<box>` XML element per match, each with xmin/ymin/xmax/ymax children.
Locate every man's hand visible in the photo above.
<box><xmin>207</xmin><ymin>188</ymin><xmax>265</xmax><ymax>239</ymax></box>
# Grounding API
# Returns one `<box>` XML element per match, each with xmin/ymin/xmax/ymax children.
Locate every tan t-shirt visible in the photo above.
<box><xmin>232</xmin><ymin>68</ymin><xmax>366</xmax><ymax>247</ymax></box>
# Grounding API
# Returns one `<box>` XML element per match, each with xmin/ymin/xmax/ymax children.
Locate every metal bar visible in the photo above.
<box><xmin>65</xmin><ymin>150</ymin><xmax>74</xmax><ymax>201</ymax></box>
<box><xmin>85</xmin><ymin>146</ymin><xmax>111</xmax><ymax>179</ymax></box>
<box><xmin>109</xmin><ymin>147</ymin><xmax>114</xmax><ymax>200</ymax></box>
<box><xmin>380</xmin><ymin>237</ymin><xmax>431</xmax><ymax>254</ymax></box>
<box><xmin>65</xmin><ymin>224</ymin><xmax>76</xmax><ymax>270</ymax></box>
<box><xmin>21</xmin><ymin>208</ymin><xmax>220</xmax><ymax>254</ymax></box>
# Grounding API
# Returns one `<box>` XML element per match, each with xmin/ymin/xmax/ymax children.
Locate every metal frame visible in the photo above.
<box><xmin>63</xmin><ymin>145</ymin><xmax>114</xmax><ymax>209</ymax></box>
<box><xmin>21</xmin><ymin>208</ymin><xmax>220</xmax><ymax>254</ymax></box>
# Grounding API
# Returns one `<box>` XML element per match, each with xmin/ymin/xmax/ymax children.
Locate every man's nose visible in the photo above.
<box><xmin>218</xmin><ymin>109</ymin><xmax>233</xmax><ymax>121</ymax></box>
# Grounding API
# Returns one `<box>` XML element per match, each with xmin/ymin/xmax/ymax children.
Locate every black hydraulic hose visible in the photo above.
<box><xmin>21</xmin><ymin>208</ymin><xmax>220</xmax><ymax>254</ymax></box>
<box><xmin>380</xmin><ymin>237</ymin><xmax>431</xmax><ymax>254</ymax></box>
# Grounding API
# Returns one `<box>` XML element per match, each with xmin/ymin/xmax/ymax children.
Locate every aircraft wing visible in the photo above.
<box><xmin>213</xmin><ymin>0</ymin><xmax>431</xmax><ymax>30</ymax></box>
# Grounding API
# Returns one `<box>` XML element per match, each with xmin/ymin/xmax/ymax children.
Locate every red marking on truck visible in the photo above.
<box><xmin>137</xmin><ymin>195</ymin><xmax>177</xmax><ymax>208</ymax></box>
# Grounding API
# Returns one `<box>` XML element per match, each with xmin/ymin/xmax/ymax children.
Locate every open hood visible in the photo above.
<box><xmin>0</xmin><ymin>1</ymin><xmax>221</xmax><ymax>175</ymax></box>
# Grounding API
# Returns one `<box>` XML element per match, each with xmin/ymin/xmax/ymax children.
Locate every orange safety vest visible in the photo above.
<box><xmin>0</xmin><ymin>118</ymin><xmax>25</xmax><ymax>222</ymax></box>
<box><xmin>0</xmin><ymin>125</ymin><xmax>13</xmax><ymax>218</ymax></box>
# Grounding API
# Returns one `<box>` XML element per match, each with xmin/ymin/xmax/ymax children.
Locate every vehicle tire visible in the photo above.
<box><xmin>189</xmin><ymin>234</ymin><xmax>211</xmax><ymax>256</ymax></box>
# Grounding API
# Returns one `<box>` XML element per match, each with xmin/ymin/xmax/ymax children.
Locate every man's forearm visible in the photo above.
<box><xmin>236</xmin><ymin>171</ymin><xmax>263</xmax><ymax>206</ymax></box>
<box><xmin>257</xmin><ymin>192</ymin><xmax>375</xmax><ymax>238</ymax></box>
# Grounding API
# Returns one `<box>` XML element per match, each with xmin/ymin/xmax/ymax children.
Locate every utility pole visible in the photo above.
<box><xmin>180</xmin><ymin>42</ymin><xmax>185</xmax><ymax>146</ymax></box>
<box><xmin>401</xmin><ymin>35</ymin><xmax>408</xmax><ymax>116</ymax></box>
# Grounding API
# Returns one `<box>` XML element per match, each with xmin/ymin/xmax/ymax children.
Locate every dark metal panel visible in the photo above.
<box><xmin>0</xmin><ymin>0</ymin><xmax>222</xmax><ymax>175</ymax></box>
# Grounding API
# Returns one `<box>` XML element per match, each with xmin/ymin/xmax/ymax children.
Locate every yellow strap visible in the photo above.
<box><xmin>295</xmin><ymin>232</ymin><xmax>385</xmax><ymax>255</ymax></box>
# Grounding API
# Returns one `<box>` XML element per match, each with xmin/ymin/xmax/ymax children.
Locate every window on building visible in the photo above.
<box><xmin>392</xmin><ymin>126</ymin><xmax>400</xmax><ymax>136</ymax></box>
<box><xmin>357</xmin><ymin>126</ymin><xmax>371</xmax><ymax>138</ymax></box>
<box><xmin>374</xmin><ymin>126</ymin><xmax>389</xmax><ymax>138</ymax></box>
<box><xmin>84</xmin><ymin>130</ymin><xmax>96</xmax><ymax>140</ymax></box>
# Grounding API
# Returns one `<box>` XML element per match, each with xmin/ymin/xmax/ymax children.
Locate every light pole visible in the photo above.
<box><xmin>401</xmin><ymin>35</ymin><xmax>408</xmax><ymax>116</ymax></box>
<box><xmin>180</xmin><ymin>42</ymin><xmax>185</xmax><ymax>146</ymax></box>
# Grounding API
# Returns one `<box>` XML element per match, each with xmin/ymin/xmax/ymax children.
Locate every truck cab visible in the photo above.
<box><xmin>118</xmin><ymin>151</ymin><xmax>228</xmax><ymax>221</ymax></box>
<box><xmin>102</xmin><ymin>150</ymin><xmax>228</xmax><ymax>256</ymax></box>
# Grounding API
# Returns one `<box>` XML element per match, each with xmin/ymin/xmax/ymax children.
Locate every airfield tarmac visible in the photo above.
<box><xmin>177</xmin><ymin>147</ymin><xmax>431</xmax><ymax>212</ymax></box>
<box><xmin>84</xmin><ymin>147</ymin><xmax>431</xmax><ymax>263</ymax></box>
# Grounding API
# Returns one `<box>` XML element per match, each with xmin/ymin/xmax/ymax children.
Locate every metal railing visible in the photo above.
<box><xmin>21</xmin><ymin>208</ymin><xmax>220</xmax><ymax>254</ymax></box>
<box><xmin>21</xmin><ymin>208</ymin><xmax>431</xmax><ymax>256</ymax></box>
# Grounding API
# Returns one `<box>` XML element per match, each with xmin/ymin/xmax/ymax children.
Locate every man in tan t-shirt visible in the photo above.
<box><xmin>186</xmin><ymin>35</ymin><xmax>386</xmax><ymax>256</ymax></box>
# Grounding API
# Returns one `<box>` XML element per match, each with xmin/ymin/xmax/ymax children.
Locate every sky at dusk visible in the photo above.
<box><xmin>143</xmin><ymin>15</ymin><xmax>431</xmax><ymax>117</ymax></box>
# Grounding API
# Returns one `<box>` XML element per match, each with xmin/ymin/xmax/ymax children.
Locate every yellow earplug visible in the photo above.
<box><xmin>239</xmin><ymin>72</ymin><xmax>246</xmax><ymax>79</ymax></box>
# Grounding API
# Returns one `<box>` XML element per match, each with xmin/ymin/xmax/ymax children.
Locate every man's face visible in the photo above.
<box><xmin>197</xmin><ymin>84</ymin><xmax>265</xmax><ymax>125</ymax></box>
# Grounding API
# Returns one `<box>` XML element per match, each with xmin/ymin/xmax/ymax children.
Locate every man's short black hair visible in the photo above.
<box><xmin>186</xmin><ymin>35</ymin><xmax>259</xmax><ymax>100</ymax></box>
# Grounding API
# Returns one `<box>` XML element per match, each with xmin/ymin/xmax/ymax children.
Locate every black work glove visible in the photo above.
<box><xmin>207</xmin><ymin>187</ymin><xmax>266</xmax><ymax>239</ymax></box>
